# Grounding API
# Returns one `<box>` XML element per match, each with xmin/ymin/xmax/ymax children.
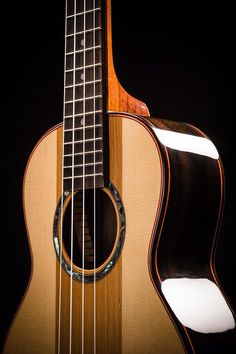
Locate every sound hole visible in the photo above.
<box><xmin>62</xmin><ymin>188</ymin><xmax>117</xmax><ymax>270</ymax></box>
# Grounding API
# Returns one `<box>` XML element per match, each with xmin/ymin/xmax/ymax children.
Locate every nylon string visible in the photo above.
<box><xmin>93</xmin><ymin>1</ymin><xmax>97</xmax><ymax>353</ymax></box>
<box><xmin>57</xmin><ymin>0</ymin><xmax>68</xmax><ymax>352</ymax></box>
<box><xmin>81</xmin><ymin>0</ymin><xmax>86</xmax><ymax>353</ymax></box>
<box><xmin>69</xmin><ymin>0</ymin><xmax>77</xmax><ymax>352</ymax></box>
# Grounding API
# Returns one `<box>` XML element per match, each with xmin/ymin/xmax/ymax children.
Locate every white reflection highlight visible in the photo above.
<box><xmin>161</xmin><ymin>278</ymin><xmax>235</xmax><ymax>333</ymax></box>
<box><xmin>153</xmin><ymin>128</ymin><xmax>219</xmax><ymax>159</ymax></box>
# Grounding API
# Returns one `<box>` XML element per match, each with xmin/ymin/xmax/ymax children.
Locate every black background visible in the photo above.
<box><xmin>1</xmin><ymin>0</ymin><xmax>235</xmax><ymax>349</ymax></box>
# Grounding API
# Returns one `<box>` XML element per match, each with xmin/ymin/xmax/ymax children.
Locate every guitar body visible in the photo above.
<box><xmin>4</xmin><ymin>113</ymin><xmax>235</xmax><ymax>354</ymax></box>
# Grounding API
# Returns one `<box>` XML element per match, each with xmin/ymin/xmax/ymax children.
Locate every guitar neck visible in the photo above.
<box><xmin>63</xmin><ymin>0</ymin><xmax>107</xmax><ymax>192</ymax></box>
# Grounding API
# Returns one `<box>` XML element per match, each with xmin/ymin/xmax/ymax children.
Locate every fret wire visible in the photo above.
<box><xmin>66</xmin><ymin>27</ymin><xmax>101</xmax><ymax>37</ymax></box>
<box><xmin>64</xmin><ymin>149</ymin><xmax>103</xmax><ymax>157</ymax></box>
<box><xmin>64</xmin><ymin>110</ymin><xmax>102</xmax><ymax>118</ymax></box>
<box><xmin>64</xmin><ymin>162</ymin><xmax>103</xmax><ymax>169</ymax></box>
<box><xmin>64</xmin><ymin>124</ymin><xmax>102</xmax><ymax>132</ymax></box>
<box><xmin>66</xmin><ymin>8</ymin><xmax>101</xmax><ymax>18</ymax></box>
<box><xmin>63</xmin><ymin>1</ymin><xmax>104</xmax><ymax>187</ymax></box>
<box><xmin>65</xmin><ymin>79</ymin><xmax>101</xmax><ymax>88</ymax></box>
<box><xmin>63</xmin><ymin>173</ymin><xmax>103</xmax><ymax>180</ymax></box>
<box><xmin>64</xmin><ymin>137</ymin><xmax>102</xmax><ymax>145</ymax></box>
<box><xmin>65</xmin><ymin>63</ymin><xmax>101</xmax><ymax>72</ymax></box>
<box><xmin>66</xmin><ymin>45</ymin><xmax>101</xmax><ymax>55</ymax></box>
<box><xmin>65</xmin><ymin>95</ymin><xmax>102</xmax><ymax>104</ymax></box>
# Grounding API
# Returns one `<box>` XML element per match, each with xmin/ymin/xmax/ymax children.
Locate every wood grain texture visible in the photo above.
<box><xmin>57</xmin><ymin>114</ymin><xmax>185</xmax><ymax>353</ymax></box>
<box><xmin>110</xmin><ymin>115</ymin><xmax>184</xmax><ymax>354</ymax></box>
<box><xmin>4</xmin><ymin>129</ymin><xmax>58</xmax><ymax>354</ymax></box>
<box><xmin>106</xmin><ymin>0</ymin><xmax>150</xmax><ymax>116</ymax></box>
<box><xmin>147</xmin><ymin>117</ymin><xmax>236</xmax><ymax>354</ymax></box>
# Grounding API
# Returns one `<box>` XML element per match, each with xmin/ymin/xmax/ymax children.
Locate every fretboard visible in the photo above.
<box><xmin>63</xmin><ymin>0</ymin><xmax>105</xmax><ymax>192</ymax></box>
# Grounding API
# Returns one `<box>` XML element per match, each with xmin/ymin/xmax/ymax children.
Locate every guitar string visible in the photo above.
<box><xmin>69</xmin><ymin>0</ymin><xmax>77</xmax><ymax>352</ymax></box>
<box><xmin>93</xmin><ymin>1</ymin><xmax>97</xmax><ymax>353</ymax></box>
<box><xmin>59</xmin><ymin>2</ymin><xmax>99</xmax><ymax>353</ymax></box>
<box><xmin>82</xmin><ymin>0</ymin><xmax>86</xmax><ymax>353</ymax></box>
<box><xmin>57</xmin><ymin>0</ymin><xmax>68</xmax><ymax>353</ymax></box>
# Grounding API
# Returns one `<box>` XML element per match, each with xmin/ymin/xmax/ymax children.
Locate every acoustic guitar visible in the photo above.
<box><xmin>3</xmin><ymin>0</ymin><xmax>236</xmax><ymax>353</ymax></box>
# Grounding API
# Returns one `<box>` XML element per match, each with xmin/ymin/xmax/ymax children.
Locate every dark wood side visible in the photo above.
<box><xmin>143</xmin><ymin>116</ymin><xmax>236</xmax><ymax>354</ymax></box>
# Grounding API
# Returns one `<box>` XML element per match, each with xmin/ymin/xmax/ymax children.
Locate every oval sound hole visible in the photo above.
<box><xmin>62</xmin><ymin>189</ymin><xmax>117</xmax><ymax>270</ymax></box>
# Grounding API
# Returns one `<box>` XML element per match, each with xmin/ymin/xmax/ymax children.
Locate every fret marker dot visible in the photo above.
<box><xmin>81</xmin><ymin>119</ymin><xmax>85</xmax><ymax>126</ymax></box>
<box><xmin>81</xmin><ymin>39</ymin><xmax>84</xmax><ymax>47</ymax></box>
<box><xmin>81</xmin><ymin>73</ymin><xmax>84</xmax><ymax>81</ymax></box>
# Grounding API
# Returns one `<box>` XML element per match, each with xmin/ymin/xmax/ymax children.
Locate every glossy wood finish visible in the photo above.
<box><xmin>145</xmin><ymin>117</ymin><xmax>236</xmax><ymax>353</ymax></box>
<box><xmin>106</xmin><ymin>0</ymin><xmax>149</xmax><ymax>116</ymax></box>
<box><xmin>147</xmin><ymin>118</ymin><xmax>224</xmax><ymax>281</ymax></box>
